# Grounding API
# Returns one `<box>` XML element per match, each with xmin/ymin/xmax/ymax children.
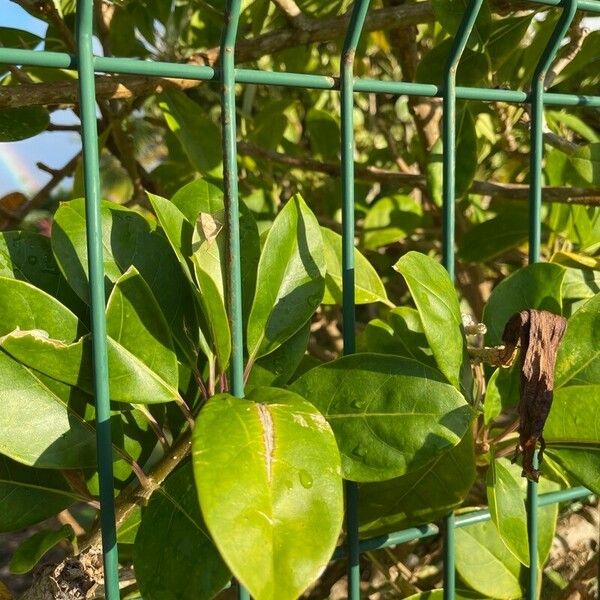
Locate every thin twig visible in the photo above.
<box><xmin>238</xmin><ymin>142</ymin><xmax>600</xmax><ymax>206</ymax></box>
<box><xmin>270</xmin><ymin>0</ymin><xmax>314</xmax><ymax>31</ymax></box>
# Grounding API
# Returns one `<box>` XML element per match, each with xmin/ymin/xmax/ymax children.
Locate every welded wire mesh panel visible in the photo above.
<box><xmin>0</xmin><ymin>0</ymin><xmax>598</xmax><ymax>598</ymax></box>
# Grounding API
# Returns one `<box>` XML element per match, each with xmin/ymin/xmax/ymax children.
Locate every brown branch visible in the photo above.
<box><xmin>0</xmin><ymin>1</ymin><xmax>540</xmax><ymax>110</ymax></box>
<box><xmin>270</xmin><ymin>0</ymin><xmax>315</xmax><ymax>32</ymax></box>
<box><xmin>238</xmin><ymin>141</ymin><xmax>600</xmax><ymax>206</ymax></box>
<box><xmin>546</xmin><ymin>14</ymin><xmax>590</xmax><ymax>89</ymax></box>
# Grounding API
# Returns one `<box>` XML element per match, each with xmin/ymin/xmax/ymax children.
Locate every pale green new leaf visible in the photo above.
<box><xmin>10</xmin><ymin>525</ymin><xmax>73</xmax><ymax>575</ymax></box>
<box><xmin>193</xmin><ymin>389</ymin><xmax>343</xmax><ymax>600</ymax></box>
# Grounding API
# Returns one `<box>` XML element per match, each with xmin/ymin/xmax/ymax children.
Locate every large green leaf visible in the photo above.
<box><xmin>148</xmin><ymin>192</ymin><xmax>231</xmax><ymax>370</ymax></box>
<box><xmin>193</xmin><ymin>389</ymin><xmax>343</xmax><ymax>600</ymax></box>
<box><xmin>159</xmin><ymin>89</ymin><xmax>223</xmax><ymax>177</ymax></box>
<box><xmin>321</xmin><ymin>227</ymin><xmax>390</xmax><ymax>306</ymax></box>
<box><xmin>106</xmin><ymin>267</ymin><xmax>178</xmax><ymax>391</ymax></box>
<box><xmin>306</xmin><ymin>107</ymin><xmax>340</xmax><ymax>160</ymax></box>
<box><xmin>486</xmin><ymin>15</ymin><xmax>533</xmax><ymax>69</ymax></box>
<box><xmin>134</xmin><ymin>463</ymin><xmax>230</xmax><ymax>600</ymax></box>
<box><xmin>0</xmin><ymin>231</ymin><xmax>85</xmax><ymax>315</ymax></box>
<box><xmin>0</xmin><ymin>457</ymin><xmax>79</xmax><ymax>532</ymax></box>
<box><xmin>0</xmin><ymin>276</ymin><xmax>81</xmax><ymax>341</ymax></box>
<box><xmin>291</xmin><ymin>354</ymin><xmax>472</xmax><ymax>481</ymax></box>
<box><xmin>247</xmin><ymin>195</ymin><xmax>326</xmax><ymax>360</ymax></box>
<box><xmin>0</xmin><ymin>351</ymin><xmax>97</xmax><ymax>468</ymax></box>
<box><xmin>543</xmin><ymin>385</ymin><xmax>600</xmax><ymax>493</ymax></box>
<box><xmin>0</xmin><ymin>106</ymin><xmax>49</xmax><ymax>142</ymax></box>
<box><xmin>359</xmin><ymin>433</ymin><xmax>475</xmax><ymax>536</ymax></box>
<box><xmin>482</xmin><ymin>263</ymin><xmax>565</xmax><ymax>345</ymax></box>
<box><xmin>1</xmin><ymin>331</ymin><xmax>181</xmax><ymax>405</ymax></box>
<box><xmin>173</xmin><ymin>178</ymin><xmax>260</xmax><ymax>332</ymax></box>
<box><xmin>456</xmin><ymin>519</ymin><xmax>523</xmax><ymax>599</ymax></box>
<box><xmin>362</xmin><ymin>195</ymin><xmax>425</xmax><ymax>250</ymax></box>
<box><xmin>52</xmin><ymin>198</ymin><xmax>151</xmax><ymax>303</ymax></box>
<box><xmin>487</xmin><ymin>458</ymin><xmax>529</xmax><ymax>566</ymax></box>
<box><xmin>364</xmin><ymin>307</ymin><xmax>435</xmax><ymax>368</ymax></box>
<box><xmin>10</xmin><ymin>525</ymin><xmax>73</xmax><ymax>575</ymax></box>
<box><xmin>555</xmin><ymin>293</ymin><xmax>600</xmax><ymax>387</ymax></box>
<box><xmin>394</xmin><ymin>251</ymin><xmax>471</xmax><ymax>396</ymax></box>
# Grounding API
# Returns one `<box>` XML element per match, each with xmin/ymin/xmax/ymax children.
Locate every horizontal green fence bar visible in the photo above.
<box><xmin>332</xmin><ymin>486</ymin><xmax>592</xmax><ymax>559</ymax></box>
<box><xmin>2</xmin><ymin>50</ymin><xmax>600</xmax><ymax>108</ymax></box>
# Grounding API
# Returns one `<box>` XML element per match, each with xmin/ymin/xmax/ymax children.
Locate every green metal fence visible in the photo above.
<box><xmin>1</xmin><ymin>0</ymin><xmax>598</xmax><ymax>598</ymax></box>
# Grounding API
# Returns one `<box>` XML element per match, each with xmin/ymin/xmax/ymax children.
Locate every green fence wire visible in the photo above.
<box><xmin>1</xmin><ymin>0</ymin><xmax>598</xmax><ymax>598</ymax></box>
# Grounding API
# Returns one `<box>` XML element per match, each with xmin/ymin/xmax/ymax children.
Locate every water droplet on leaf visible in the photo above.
<box><xmin>299</xmin><ymin>470</ymin><xmax>313</xmax><ymax>489</ymax></box>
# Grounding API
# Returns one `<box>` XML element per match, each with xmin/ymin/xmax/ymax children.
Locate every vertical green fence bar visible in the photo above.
<box><xmin>526</xmin><ymin>2</ymin><xmax>577</xmax><ymax>597</ymax></box>
<box><xmin>441</xmin><ymin>2</ymin><xmax>483</xmax><ymax>597</ymax></box>
<box><xmin>528</xmin><ymin>0</ymin><xmax>578</xmax><ymax>264</ymax></box>
<box><xmin>441</xmin><ymin>0</ymin><xmax>484</xmax><ymax>283</ymax></box>
<box><xmin>220</xmin><ymin>2</ymin><xmax>247</xmax><ymax>598</ymax></box>
<box><xmin>75</xmin><ymin>1</ymin><xmax>120</xmax><ymax>598</ymax></box>
<box><xmin>340</xmin><ymin>2</ymin><xmax>371</xmax><ymax>598</ymax></box>
<box><xmin>221</xmin><ymin>0</ymin><xmax>245</xmax><ymax>401</ymax></box>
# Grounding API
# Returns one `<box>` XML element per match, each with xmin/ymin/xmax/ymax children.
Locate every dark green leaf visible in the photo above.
<box><xmin>364</xmin><ymin>307</ymin><xmax>435</xmax><ymax>368</ymax></box>
<box><xmin>486</xmin><ymin>15</ymin><xmax>533</xmax><ymax>69</ymax></box>
<box><xmin>0</xmin><ymin>457</ymin><xmax>79</xmax><ymax>532</ymax></box>
<box><xmin>0</xmin><ymin>107</ymin><xmax>49</xmax><ymax>142</ymax></box>
<box><xmin>134</xmin><ymin>463</ymin><xmax>230</xmax><ymax>600</ymax></box>
<box><xmin>359</xmin><ymin>433</ymin><xmax>475</xmax><ymax>536</ymax></box>
<box><xmin>431</xmin><ymin>0</ymin><xmax>492</xmax><ymax>47</ymax></box>
<box><xmin>291</xmin><ymin>354</ymin><xmax>472</xmax><ymax>481</ymax></box>
<box><xmin>569</xmin><ymin>143</ymin><xmax>600</xmax><ymax>186</ymax></box>
<box><xmin>159</xmin><ymin>89</ymin><xmax>223</xmax><ymax>176</ymax></box>
<box><xmin>306</xmin><ymin>108</ymin><xmax>340</xmax><ymax>160</ymax></box>
<box><xmin>193</xmin><ymin>389</ymin><xmax>343</xmax><ymax>600</ymax></box>
<box><xmin>10</xmin><ymin>525</ymin><xmax>73</xmax><ymax>575</ymax></box>
<box><xmin>482</xmin><ymin>263</ymin><xmax>565</xmax><ymax>345</ymax></box>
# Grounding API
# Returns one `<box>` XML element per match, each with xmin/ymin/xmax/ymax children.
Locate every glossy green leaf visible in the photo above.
<box><xmin>117</xmin><ymin>506</ymin><xmax>141</xmax><ymax>544</ymax></box>
<box><xmin>52</xmin><ymin>198</ymin><xmax>151</xmax><ymax>303</ymax></box>
<box><xmin>0</xmin><ymin>28</ymin><xmax>41</xmax><ymax>71</ymax></box>
<box><xmin>0</xmin><ymin>106</ymin><xmax>49</xmax><ymax>142</ymax></box>
<box><xmin>394</xmin><ymin>251</ymin><xmax>471</xmax><ymax>396</ymax></box>
<box><xmin>247</xmin><ymin>321</ymin><xmax>310</xmax><ymax>390</ymax></box>
<box><xmin>555</xmin><ymin>293</ymin><xmax>600</xmax><ymax>387</ymax></box>
<box><xmin>487</xmin><ymin>458</ymin><xmax>529</xmax><ymax>566</ymax></box>
<box><xmin>321</xmin><ymin>227</ymin><xmax>390</xmax><ymax>306</ymax></box>
<box><xmin>247</xmin><ymin>195</ymin><xmax>325</xmax><ymax>360</ymax></box>
<box><xmin>359</xmin><ymin>433</ymin><xmax>475</xmax><ymax>536</ymax></box>
<box><xmin>1</xmin><ymin>330</ymin><xmax>181</xmax><ymax>405</ymax></box>
<box><xmin>0</xmin><ymin>350</ymin><xmax>97</xmax><ymax>468</ymax></box>
<box><xmin>106</xmin><ymin>267</ymin><xmax>178</xmax><ymax>392</ymax></box>
<box><xmin>551</xmin><ymin>252</ymin><xmax>600</xmax><ymax>302</ymax></box>
<box><xmin>134</xmin><ymin>463</ymin><xmax>230</xmax><ymax>600</ymax></box>
<box><xmin>291</xmin><ymin>354</ymin><xmax>472</xmax><ymax>481</ymax></box>
<box><xmin>0</xmin><ymin>276</ymin><xmax>80</xmax><ymax>341</ymax></box>
<box><xmin>148</xmin><ymin>192</ymin><xmax>231</xmax><ymax>370</ymax></box>
<box><xmin>482</xmin><ymin>263</ymin><xmax>565</xmax><ymax>345</ymax></box>
<box><xmin>543</xmin><ymin>385</ymin><xmax>600</xmax><ymax>493</ymax></box>
<box><xmin>456</xmin><ymin>519</ymin><xmax>522</xmax><ymax>599</ymax></box>
<box><xmin>483</xmin><ymin>363</ymin><xmax>520</xmax><ymax>425</ymax></box>
<box><xmin>0</xmin><ymin>457</ymin><xmax>79</xmax><ymax>532</ymax></box>
<box><xmin>569</xmin><ymin>143</ymin><xmax>600</xmax><ymax>185</ymax></box>
<box><xmin>0</xmin><ymin>231</ymin><xmax>85</xmax><ymax>315</ymax></box>
<box><xmin>193</xmin><ymin>389</ymin><xmax>344</xmax><ymax>600</ymax></box>
<box><xmin>171</xmin><ymin>179</ymin><xmax>225</xmax><ymax>223</ymax></box>
<box><xmin>362</xmin><ymin>195</ymin><xmax>425</xmax><ymax>250</ymax></box>
<box><xmin>159</xmin><ymin>89</ymin><xmax>223</xmax><ymax>176</ymax></box>
<box><xmin>364</xmin><ymin>307</ymin><xmax>435</xmax><ymax>368</ymax></box>
<box><xmin>10</xmin><ymin>525</ymin><xmax>73</xmax><ymax>575</ymax></box>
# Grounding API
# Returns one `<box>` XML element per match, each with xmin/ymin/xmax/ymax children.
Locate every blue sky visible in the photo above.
<box><xmin>0</xmin><ymin>0</ymin><xmax>80</xmax><ymax>198</ymax></box>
